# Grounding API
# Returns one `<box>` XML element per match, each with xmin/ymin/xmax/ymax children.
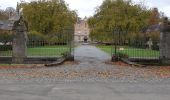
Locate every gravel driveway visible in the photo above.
<box><xmin>0</xmin><ymin>45</ymin><xmax>170</xmax><ymax>100</ymax></box>
<box><xmin>0</xmin><ymin>45</ymin><xmax>169</xmax><ymax>82</ymax></box>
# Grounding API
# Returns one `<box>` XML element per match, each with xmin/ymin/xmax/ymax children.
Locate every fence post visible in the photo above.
<box><xmin>160</xmin><ymin>17</ymin><xmax>170</xmax><ymax>64</ymax></box>
<box><xmin>12</xmin><ymin>16</ymin><xmax>28</xmax><ymax>64</ymax></box>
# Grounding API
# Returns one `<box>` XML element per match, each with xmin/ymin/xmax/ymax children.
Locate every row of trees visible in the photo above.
<box><xmin>88</xmin><ymin>0</ymin><xmax>160</xmax><ymax>43</ymax></box>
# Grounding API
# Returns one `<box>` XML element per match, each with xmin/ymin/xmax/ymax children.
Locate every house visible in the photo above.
<box><xmin>74</xmin><ymin>17</ymin><xmax>90</xmax><ymax>43</ymax></box>
<box><xmin>0</xmin><ymin>13</ymin><xmax>20</xmax><ymax>33</ymax></box>
<box><xmin>0</xmin><ymin>20</ymin><xmax>12</xmax><ymax>32</ymax></box>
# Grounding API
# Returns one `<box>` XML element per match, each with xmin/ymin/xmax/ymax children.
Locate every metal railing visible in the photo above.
<box><xmin>0</xmin><ymin>29</ymin><xmax>74</xmax><ymax>58</ymax></box>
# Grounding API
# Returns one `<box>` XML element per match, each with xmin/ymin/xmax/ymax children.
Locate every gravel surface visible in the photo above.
<box><xmin>0</xmin><ymin>45</ymin><xmax>169</xmax><ymax>84</ymax></box>
<box><xmin>0</xmin><ymin>57</ymin><xmax>170</xmax><ymax>84</ymax></box>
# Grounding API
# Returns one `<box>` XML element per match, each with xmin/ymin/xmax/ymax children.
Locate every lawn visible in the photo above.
<box><xmin>0</xmin><ymin>46</ymin><xmax>71</xmax><ymax>57</ymax></box>
<box><xmin>97</xmin><ymin>46</ymin><xmax>160</xmax><ymax>58</ymax></box>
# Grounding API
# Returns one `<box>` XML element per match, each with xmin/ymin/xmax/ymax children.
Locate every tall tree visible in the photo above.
<box><xmin>88</xmin><ymin>0</ymin><xmax>151</xmax><ymax>42</ymax></box>
<box><xmin>148</xmin><ymin>8</ymin><xmax>160</xmax><ymax>25</ymax></box>
<box><xmin>20</xmin><ymin>0</ymin><xmax>77</xmax><ymax>35</ymax></box>
<box><xmin>5</xmin><ymin>7</ymin><xmax>16</xmax><ymax>19</ymax></box>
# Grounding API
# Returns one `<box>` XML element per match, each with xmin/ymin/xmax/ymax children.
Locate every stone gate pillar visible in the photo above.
<box><xmin>160</xmin><ymin>17</ymin><xmax>170</xmax><ymax>64</ymax></box>
<box><xmin>12</xmin><ymin>16</ymin><xmax>28</xmax><ymax>64</ymax></box>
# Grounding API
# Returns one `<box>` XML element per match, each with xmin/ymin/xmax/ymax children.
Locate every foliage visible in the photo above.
<box><xmin>20</xmin><ymin>0</ymin><xmax>77</xmax><ymax>35</ymax></box>
<box><xmin>0</xmin><ymin>45</ymin><xmax>12</xmax><ymax>51</ymax></box>
<box><xmin>27</xmin><ymin>29</ymin><xmax>73</xmax><ymax>46</ymax></box>
<box><xmin>46</xmin><ymin>26</ymin><xmax>74</xmax><ymax>44</ymax></box>
<box><xmin>0</xmin><ymin>32</ymin><xmax>12</xmax><ymax>43</ymax></box>
<box><xmin>28</xmin><ymin>31</ymin><xmax>46</xmax><ymax>41</ymax></box>
<box><xmin>0</xmin><ymin>10</ymin><xmax>8</xmax><ymax>20</ymax></box>
<box><xmin>147</xmin><ymin>31</ymin><xmax>160</xmax><ymax>41</ymax></box>
<box><xmin>117</xmin><ymin>52</ymin><xmax>129</xmax><ymax>58</ymax></box>
<box><xmin>27</xmin><ymin>31</ymin><xmax>47</xmax><ymax>47</ymax></box>
<box><xmin>0</xmin><ymin>7</ymin><xmax>16</xmax><ymax>20</ymax></box>
<box><xmin>148</xmin><ymin>8</ymin><xmax>160</xmax><ymax>26</ymax></box>
<box><xmin>0</xmin><ymin>32</ymin><xmax>12</xmax><ymax>51</ymax></box>
<box><xmin>88</xmin><ymin>0</ymin><xmax>152</xmax><ymax>42</ymax></box>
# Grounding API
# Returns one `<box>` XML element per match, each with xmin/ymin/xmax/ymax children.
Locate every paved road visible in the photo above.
<box><xmin>0</xmin><ymin>45</ymin><xmax>170</xmax><ymax>100</ymax></box>
<box><xmin>0</xmin><ymin>81</ymin><xmax>170</xmax><ymax>100</ymax></box>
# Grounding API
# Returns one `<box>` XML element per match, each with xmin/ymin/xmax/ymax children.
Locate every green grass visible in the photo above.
<box><xmin>98</xmin><ymin>46</ymin><xmax>160</xmax><ymax>58</ymax></box>
<box><xmin>0</xmin><ymin>46</ymin><xmax>71</xmax><ymax>57</ymax></box>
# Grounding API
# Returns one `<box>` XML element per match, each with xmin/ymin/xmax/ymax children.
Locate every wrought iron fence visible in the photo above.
<box><xmin>0</xmin><ymin>33</ymin><xmax>13</xmax><ymax>57</ymax></box>
<box><xmin>112</xmin><ymin>40</ymin><xmax>160</xmax><ymax>59</ymax></box>
<box><xmin>0</xmin><ymin>43</ymin><xmax>12</xmax><ymax>57</ymax></box>
<box><xmin>111</xmin><ymin>27</ymin><xmax>160</xmax><ymax>61</ymax></box>
<box><xmin>0</xmin><ymin>28</ymin><xmax>74</xmax><ymax>58</ymax></box>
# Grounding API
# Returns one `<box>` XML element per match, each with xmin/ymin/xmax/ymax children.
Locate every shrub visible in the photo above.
<box><xmin>0</xmin><ymin>31</ymin><xmax>12</xmax><ymax>43</ymax></box>
<box><xmin>0</xmin><ymin>32</ymin><xmax>12</xmax><ymax>51</ymax></box>
<box><xmin>27</xmin><ymin>31</ymin><xmax>47</xmax><ymax>47</ymax></box>
<box><xmin>46</xmin><ymin>34</ymin><xmax>68</xmax><ymax>45</ymax></box>
<box><xmin>117</xmin><ymin>52</ymin><xmax>129</xmax><ymax>58</ymax></box>
<box><xmin>0</xmin><ymin>45</ymin><xmax>12</xmax><ymax>51</ymax></box>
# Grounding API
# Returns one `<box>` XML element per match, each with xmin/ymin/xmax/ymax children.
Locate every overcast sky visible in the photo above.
<box><xmin>0</xmin><ymin>0</ymin><xmax>170</xmax><ymax>18</ymax></box>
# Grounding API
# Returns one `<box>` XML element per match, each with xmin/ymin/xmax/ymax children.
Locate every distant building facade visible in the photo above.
<box><xmin>74</xmin><ymin>18</ymin><xmax>90</xmax><ymax>42</ymax></box>
<box><xmin>0</xmin><ymin>12</ymin><xmax>20</xmax><ymax>33</ymax></box>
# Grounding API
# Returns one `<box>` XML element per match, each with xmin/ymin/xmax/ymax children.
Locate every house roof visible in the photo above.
<box><xmin>146</xmin><ymin>24</ymin><xmax>160</xmax><ymax>32</ymax></box>
<box><xmin>0</xmin><ymin>13</ymin><xmax>20</xmax><ymax>31</ymax></box>
<box><xmin>0</xmin><ymin>20</ymin><xmax>13</xmax><ymax>31</ymax></box>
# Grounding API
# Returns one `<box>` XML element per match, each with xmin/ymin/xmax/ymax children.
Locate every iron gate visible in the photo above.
<box><xmin>111</xmin><ymin>26</ymin><xmax>160</xmax><ymax>63</ymax></box>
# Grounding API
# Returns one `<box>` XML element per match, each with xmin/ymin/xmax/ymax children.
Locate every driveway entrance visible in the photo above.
<box><xmin>74</xmin><ymin>45</ymin><xmax>110</xmax><ymax>62</ymax></box>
